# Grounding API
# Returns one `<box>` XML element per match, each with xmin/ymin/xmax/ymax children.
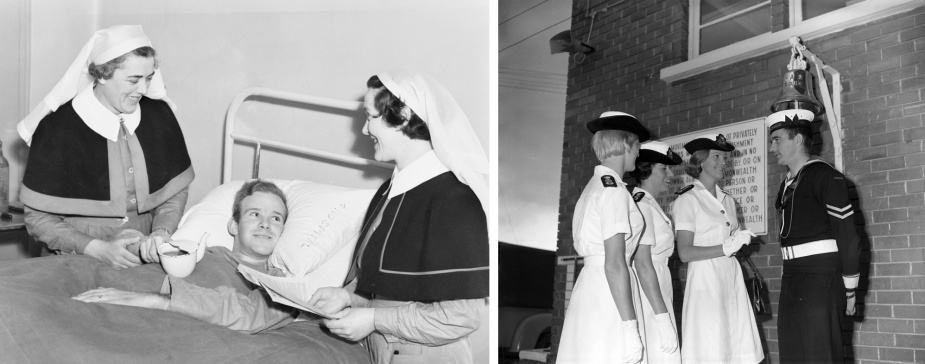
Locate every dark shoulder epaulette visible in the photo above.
<box><xmin>601</xmin><ymin>175</ymin><xmax>618</xmax><ymax>188</ymax></box>
<box><xmin>633</xmin><ymin>192</ymin><xmax>645</xmax><ymax>202</ymax></box>
<box><xmin>675</xmin><ymin>184</ymin><xmax>695</xmax><ymax>195</ymax></box>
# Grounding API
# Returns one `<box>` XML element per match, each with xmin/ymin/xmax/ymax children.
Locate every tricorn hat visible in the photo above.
<box><xmin>638</xmin><ymin>141</ymin><xmax>682</xmax><ymax>165</ymax></box>
<box><xmin>586</xmin><ymin>111</ymin><xmax>650</xmax><ymax>142</ymax></box>
<box><xmin>684</xmin><ymin>133</ymin><xmax>735</xmax><ymax>154</ymax></box>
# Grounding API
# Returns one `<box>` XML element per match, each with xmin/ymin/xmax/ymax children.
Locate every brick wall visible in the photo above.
<box><xmin>551</xmin><ymin>1</ymin><xmax>925</xmax><ymax>363</ymax></box>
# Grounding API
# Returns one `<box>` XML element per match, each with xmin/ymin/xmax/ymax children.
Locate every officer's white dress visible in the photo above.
<box><xmin>632</xmin><ymin>188</ymin><xmax>681</xmax><ymax>364</ymax></box>
<box><xmin>672</xmin><ymin>180</ymin><xmax>764</xmax><ymax>364</ymax></box>
<box><xmin>558</xmin><ymin>166</ymin><xmax>646</xmax><ymax>364</ymax></box>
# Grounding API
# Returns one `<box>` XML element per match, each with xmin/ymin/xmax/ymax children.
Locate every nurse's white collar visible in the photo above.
<box><xmin>388</xmin><ymin>150</ymin><xmax>448</xmax><ymax>199</ymax></box>
<box><xmin>72</xmin><ymin>84</ymin><xmax>141</xmax><ymax>142</ymax></box>
<box><xmin>691</xmin><ymin>179</ymin><xmax>728</xmax><ymax>196</ymax></box>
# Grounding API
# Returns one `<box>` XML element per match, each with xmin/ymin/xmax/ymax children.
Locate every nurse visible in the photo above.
<box><xmin>19</xmin><ymin>25</ymin><xmax>193</xmax><ymax>269</ymax></box>
<box><xmin>557</xmin><ymin>111</ymin><xmax>648</xmax><ymax>364</ymax></box>
<box><xmin>627</xmin><ymin>141</ymin><xmax>682</xmax><ymax>363</ymax></box>
<box><xmin>672</xmin><ymin>134</ymin><xmax>763</xmax><ymax>363</ymax></box>
<box><xmin>308</xmin><ymin>70</ymin><xmax>488</xmax><ymax>364</ymax></box>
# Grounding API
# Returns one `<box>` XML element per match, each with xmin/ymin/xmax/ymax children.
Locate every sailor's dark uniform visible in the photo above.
<box><xmin>775</xmin><ymin>159</ymin><xmax>860</xmax><ymax>363</ymax></box>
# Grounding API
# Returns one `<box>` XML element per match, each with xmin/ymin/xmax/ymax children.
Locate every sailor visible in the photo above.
<box><xmin>767</xmin><ymin>109</ymin><xmax>860</xmax><ymax>363</ymax></box>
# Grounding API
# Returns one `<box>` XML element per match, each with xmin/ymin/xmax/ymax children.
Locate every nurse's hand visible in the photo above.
<box><xmin>654</xmin><ymin>312</ymin><xmax>679</xmax><ymax>353</ymax></box>
<box><xmin>140</xmin><ymin>229</ymin><xmax>171</xmax><ymax>264</ymax></box>
<box><xmin>308</xmin><ymin>287</ymin><xmax>352</xmax><ymax>314</ymax></box>
<box><xmin>322</xmin><ymin>307</ymin><xmax>375</xmax><ymax>341</ymax></box>
<box><xmin>72</xmin><ymin>287</ymin><xmax>169</xmax><ymax>310</ymax></box>
<box><xmin>84</xmin><ymin>236</ymin><xmax>144</xmax><ymax>269</ymax></box>
<box><xmin>621</xmin><ymin>319</ymin><xmax>643</xmax><ymax>363</ymax></box>
<box><xmin>722</xmin><ymin>230</ymin><xmax>756</xmax><ymax>257</ymax></box>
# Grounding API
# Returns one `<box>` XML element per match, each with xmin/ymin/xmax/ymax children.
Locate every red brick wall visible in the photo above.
<box><xmin>552</xmin><ymin>1</ymin><xmax>925</xmax><ymax>363</ymax></box>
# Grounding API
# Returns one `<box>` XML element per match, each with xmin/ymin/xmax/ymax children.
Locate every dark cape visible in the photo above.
<box><xmin>21</xmin><ymin>97</ymin><xmax>194</xmax><ymax>216</ymax></box>
<box><xmin>356</xmin><ymin>172</ymin><xmax>489</xmax><ymax>302</ymax></box>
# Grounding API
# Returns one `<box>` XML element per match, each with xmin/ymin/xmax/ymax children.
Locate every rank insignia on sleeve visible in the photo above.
<box><xmin>601</xmin><ymin>175</ymin><xmax>618</xmax><ymax>187</ymax></box>
<box><xmin>633</xmin><ymin>192</ymin><xmax>645</xmax><ymax>202</ymax></box>
<box><xmin>675</xmin><ymin>184</ymin><xmax>695</xmax><ymax>195</ymax></box>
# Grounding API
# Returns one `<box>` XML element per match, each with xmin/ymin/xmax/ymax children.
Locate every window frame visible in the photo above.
<box><xmin>688</xmin><ymin>0</ymin><xmax>773</xmax><ymax>59</ymax></box>
<box><xmin>662</xmin><ymin>0</ymin><xmax>924</xmax><ymax>82</ymax></box>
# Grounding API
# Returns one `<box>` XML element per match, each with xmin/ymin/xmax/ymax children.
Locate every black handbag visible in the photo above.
<box><xmin>740</xmin><ymin>254</ymin><xmax>772</xmax><ymax>316</ymax></box>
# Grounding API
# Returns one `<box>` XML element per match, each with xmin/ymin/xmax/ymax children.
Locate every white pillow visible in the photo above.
<box><xmin>172</xmin><ymin>179</ymin><xmax>376</xmax><ymax>282</ymax></box>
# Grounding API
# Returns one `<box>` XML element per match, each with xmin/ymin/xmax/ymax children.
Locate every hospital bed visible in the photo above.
<box><xmin>0</xmin><ymin>88</ymin><xmax>393</xmax><ymax>363</ymax></box>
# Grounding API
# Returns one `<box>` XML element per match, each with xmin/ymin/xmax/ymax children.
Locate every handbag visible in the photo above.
<box><xmin>740</xmin><ymin>254</ymin><xmax>772</xmax><ymax>316</ymax></box>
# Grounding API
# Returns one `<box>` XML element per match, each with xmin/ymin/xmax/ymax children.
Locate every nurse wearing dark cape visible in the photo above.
<box><xmin>308</xmin><ymin>70</ymin><xmax>488</xmax><ymax>364</ymax></box>
<box><xmin>18</xmin><ymin>25</ymin><xmax>193</xmax><ymax>269</ymax></box>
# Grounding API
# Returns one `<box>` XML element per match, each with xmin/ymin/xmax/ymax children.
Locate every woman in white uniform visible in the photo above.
<box><xmin>627</xmin><ymin>141</ymin><xmax>682</xmax><ymax>363</ymax></box>
<box><xmin>672</xmin><ymin>134</ymin><xmax>764</xmax><ymax>363</ymax></box>
<box><xmin>557</xmin><ymin>111</ymin><xmax>649</xmax><ymax>364</ymax></box>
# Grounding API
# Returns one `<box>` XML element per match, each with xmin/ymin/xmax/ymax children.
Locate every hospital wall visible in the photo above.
<box><xmin>21</xmin><ymin>0</ymin><xmax>490</xmax><ymax>205</ymax></box>
<box><xmin>552</xmin><ymin>2</ymin><xmax>925</xmax><ymax>363</ymax></box>
<box><xmin>11</xmin><ymin>1</ymin><xmax>490</xmax><ymax>362</ymax></box>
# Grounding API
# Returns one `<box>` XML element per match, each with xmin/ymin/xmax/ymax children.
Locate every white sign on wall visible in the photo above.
<box><xmin>655</xmin><ymin>118</ymin><xmax>768</xmax><ymax>235</ymax></box>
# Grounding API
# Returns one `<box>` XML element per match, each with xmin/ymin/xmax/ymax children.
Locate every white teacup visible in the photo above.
<box><xmin>158</xmin><ymin>243</ymin><xmax>197</xmax><ymax>278</ymax></box>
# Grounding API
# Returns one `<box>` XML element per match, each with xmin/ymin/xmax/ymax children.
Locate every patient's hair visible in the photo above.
<box><xmin>88</xmin><ymin>46</ymin><xmax>158</xmax><ymax>82</ymax></box>
<box><xmin>231</xmin><ymin>180</ymin><xmax>288</xmax><ymax>223</ymax></box>
<box><xmin>366</xmin><ymin>75</ymin><xmax>431</xmax><ymax>141</ymax></box>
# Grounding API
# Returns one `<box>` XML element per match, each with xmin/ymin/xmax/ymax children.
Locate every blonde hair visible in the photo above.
<box><xmin>592</xmin><ymin>130</ymin><xmax>639</xmax><ymax>162</ymax></box>
<box><xmin>683</xmin><ymin>149</ymin><xmax>710</xmax><ymax>178</ymax></box>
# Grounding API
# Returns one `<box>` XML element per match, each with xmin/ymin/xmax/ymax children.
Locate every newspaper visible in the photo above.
<box><xmin>236</xmin><ymin>264</ymin><xmax>337</xmax><ymax>319</ymax></box>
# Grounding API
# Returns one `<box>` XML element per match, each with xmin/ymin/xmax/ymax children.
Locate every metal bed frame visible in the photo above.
<box><xmin>222</xmin><ymin>87</ymin><xmax>394</xmax><ymax>183</ymax></box>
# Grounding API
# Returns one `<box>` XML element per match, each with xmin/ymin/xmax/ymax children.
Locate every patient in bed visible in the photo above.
<box><xmin>0</xmin><ymin>180</ymin><xmax>368</xmax><ymax>362</ymax></box>
<box><xmin>71</xmin><ymin>179</ymin><xmax>299</xmax><ymax>333</ymax></box>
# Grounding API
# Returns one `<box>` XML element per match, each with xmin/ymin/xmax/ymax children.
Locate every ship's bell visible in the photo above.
<box><xmin>770</xmin><ymin>69</ymin><xmax>822</xmax><ymax>114</ymax></box>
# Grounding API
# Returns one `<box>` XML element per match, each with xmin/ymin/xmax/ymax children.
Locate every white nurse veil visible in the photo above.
<box><xmin>377</xmin><ymin>70</ymin><xmax>489</xmax><ymax>216</ymax></box>
<box><xmin>17</xmin><ymin>25</ymin><xmax>174</xmax><ymax>145</ymax></box>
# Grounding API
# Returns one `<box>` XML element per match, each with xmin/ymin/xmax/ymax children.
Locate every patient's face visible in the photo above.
<box><xmin>94</xmin><ymin>55</ymin><xmax>156</xmax><ymax>115</ymax></box>
<box><xmin>230</xmin><ymin>191</ymin><xmax>287</xmax><ymax>260</ymax></box>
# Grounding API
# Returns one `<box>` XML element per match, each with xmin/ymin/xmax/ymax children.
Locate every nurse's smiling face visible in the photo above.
<box><xmin>362</xmin><ymin>88</ymin><xmax>408</xmax><ymax>163</ymax></box>
<box><xmin>700</xmin><ymin>149</ymin><xmax>728</xmax><ymax>180</ymax></box>
<box><xmin>647</xmin><ymin>162</ymin><xmax>674</xmax><ymax>194</ymax></box>
<box><xmin>94</xmin><ymin>54</ymin><xmax>155</xmax><ymax>115</ymax></box>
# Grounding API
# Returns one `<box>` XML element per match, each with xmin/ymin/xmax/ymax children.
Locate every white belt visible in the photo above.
<box><xmin>781</xmin><ymin>239</ymin><xmax>837</xmax><ymax>260</ymax></box>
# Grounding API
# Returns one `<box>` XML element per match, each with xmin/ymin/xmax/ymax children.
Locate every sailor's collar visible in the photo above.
<box><xmin>786</xmin><ymin>158</ymin><xmax>825</xmax><ymax>181</ymax></box>
<box><xmin>388</xmin><ymin>150</ymin><xmax>448</xmax><ymax>199</ymax></box>
<box><xmin>72</xmin><ymin>84</ymin><xmax>141</xmax><ymax>142</ymax></box>
<box><xmin>594</xmin><ymin>165</ymin><xmax>627</xmax><ymax>186</ymax></box>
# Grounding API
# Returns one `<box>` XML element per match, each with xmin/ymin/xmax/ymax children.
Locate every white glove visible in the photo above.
<box><xmin>654</xmin><ymin>312</ymin><xmax>679</xmax><ymax>353</ymax></box>
<box><xmin>621</xmin><ymin>319</ymin><xmax>643</xmax><ymax>364</ymax></box>
<box><xmin>722</xmin><ymin>229</ymin><xmax>756</xmax><ymax>256</ymax></box>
